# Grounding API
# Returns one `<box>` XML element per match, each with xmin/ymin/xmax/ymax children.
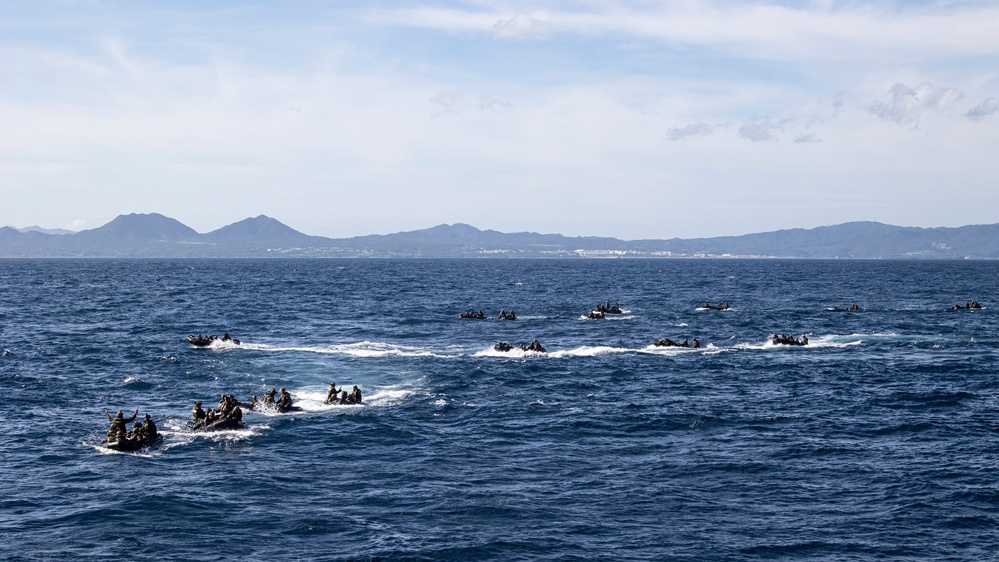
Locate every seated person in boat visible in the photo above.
<box><xmin>191</xmin><ymin>401</ymin><xmax>206</xmax><ymax>428</ymax></box>
<box><xmin>127</xmin><ymin>421</ymin><xmax>145</xmax><ymax>440</ymax></box>
<box><xmin>276</xmin><ymin>388</ymin><xmax>293</xmax><ymax>411</ymax></box>
<box><xmin>526</xmin><ymin>339</ymin><xmax>546</xmax><ymax>353</ymax></box>
<box><xmin>142</xmin><ymin>414</ymin><xmax>158</xmax><ymax>440</ymax></box>
<box><xmin>325</xmin><ymin>383</ymin><xmax>341</xmax><ymax>404</ymax></box>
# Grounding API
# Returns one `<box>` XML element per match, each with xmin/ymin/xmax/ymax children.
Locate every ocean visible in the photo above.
<box><xmin>1</xmin><ymin>258</ymin><xmax>997</xmax><ymax>560</ymax></box>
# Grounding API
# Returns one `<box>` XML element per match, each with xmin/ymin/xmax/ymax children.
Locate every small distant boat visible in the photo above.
<box><xmin>654</xmin><ymin>337</ymin><xmax>700</xmax><ymax>348</ymax></box>
<box><xmin>493</xmin><ymin>340</ymin><xmax>546</xmax><ymax>353</ymax></box>
<box><xmin>594</xmin><ymin>301</ymin><xmax>623</xmax><ymax>314</ymax></box>
<box><xmin>772</xmin><ymin>334</ymin><xmax>808</xmax><ymax>346</ymax></box>
<box><xmin>187</xmin><ymin>332</ymin><xmax>240</xmax><ymax>347</ymax></box>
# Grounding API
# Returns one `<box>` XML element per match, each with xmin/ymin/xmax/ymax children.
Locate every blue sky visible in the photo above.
<box><xmin>2</xmin><ymin>0</ymin><xmax>998</xmax><ymax>239</ymax></box>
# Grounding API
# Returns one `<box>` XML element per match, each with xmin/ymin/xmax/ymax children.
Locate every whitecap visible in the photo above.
<box><xmin>548</xmin><ymin>345</ymin><xmax>629</xmax><ymax>358</ymax></box>
<box><xmin>239</xmin><ymin>340</ymin><xmax>447</xmax><ymax>358</ymax></box>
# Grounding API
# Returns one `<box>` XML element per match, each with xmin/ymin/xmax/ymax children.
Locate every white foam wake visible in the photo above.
<box><xmin>238</xmin><ymin>340</ymin><xmax>448</xmax><ymax>358</ymax></box>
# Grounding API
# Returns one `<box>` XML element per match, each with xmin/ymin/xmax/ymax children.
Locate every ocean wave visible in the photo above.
<box><xmin>548</xmin><ymin>345</ymin><xmax>633</xmax><ymax>358</ymax></box>
<box><xmin>239</xmin><ymin>340</ymin><xmax>448</xmax><ymax>358</ymax></box>
<box><xmin>161</xmin><ymin>419</ymin><xmax>269</xmax><ymax>441</ymax></box>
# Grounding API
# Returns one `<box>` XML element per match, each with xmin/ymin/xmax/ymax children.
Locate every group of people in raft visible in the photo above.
<box><xmin>459</xmin><ymin>310</ymin><xmax>518</xmax><ymax>320</ymax></box>
<box><xmin>103</xmin><ymin>383</ymin><xmax>363</xmax><ymax>449</ymax></box>
<box><xmin>102</xmin><ymin>408</ymin><xmax>159</xmax><ymax>448</ymax></box>
<box><xmin>772</xmin><ymin>334</ymin><xmax>809</xmax><ymax>346</ymax></box>
<box><xmin>324</xmin><ymin>383</ymin><xmax>363</xmax><ymax>405</ymax></box>
<box><xmin>595</xmin><ymin>301</ymin><xmax>623</xmax><ymax>314</ymax></box>
<box><xmin>654</xmin><ymin>337</ymin><xmax>700</xmax><ymax>348</ymax></box>
<box><xmin>187</xmin><ymin>332</ymin><xmax>240</xmax><ymax>346</ymax></box>
<box><xmin>189</xmin><ymin>393</ymin><xmax>249</xmax><ymax>430</ymax></box>
<box><xmin>494</xmin><ymin>339</ymin><xmax>547</xmax><ymax>353</ymax></box>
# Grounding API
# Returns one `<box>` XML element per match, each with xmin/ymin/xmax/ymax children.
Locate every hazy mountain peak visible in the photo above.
<box><xmin>79</xmin><ymin>212</ymin><xmax>200</xmax><ymax>240</ymax></box>
<box><xmin>204</xmin><ymin>214</ymin><xmax>311</xmax><ymax>244</ymax></box>
<box><xmin>15</xmin><ymin>225</ymin><xmax>75</xmax><ymax>235</ymax></box>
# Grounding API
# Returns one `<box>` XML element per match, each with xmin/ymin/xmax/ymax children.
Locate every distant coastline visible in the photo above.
<box><xmin>2</xmin><ymin>213</ymin><xmax>999</xmax><ymax>259</ymax></box>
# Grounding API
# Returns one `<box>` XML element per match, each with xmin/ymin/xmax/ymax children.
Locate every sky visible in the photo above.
<box><xmin>2</xmin><ymin>0</ymin><xmax>998</xmax><ymax>239</ymax></box>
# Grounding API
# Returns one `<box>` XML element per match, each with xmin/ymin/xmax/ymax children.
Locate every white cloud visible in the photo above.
<box><xmin>430</xmin><ymin>90</ymin><xmax>462</xmax><ymax>115</ymax></box>
<box><xmin>479</xmin><ymin>94</ymin><xmax>513</xmax><ymax>110</ymax></box>
<box><xmin>739</xmin><ymin>116</ymin><xmax>791</xmax><ymax>142</ymax></box>
<box><xmin>368</xmin><ymin>3</ymin><xmax>999</xmax><ymax>61</ymax></box>
<box><xmin>667</xmin><ymin>122</ymin><xmax>716</xmax><ymax>141</ymax></box>
<box><xmin>793</xmin><ymin>132</ymin><xmax>821</xmax><ymax>143</ymax></box>
<box><xmin>492</xmin><ymin>14</ymin><xmax>552</xmax><ymax>40</ymax></box>
<box><xmin>965</xmin><ymin>97</ymin><xmax>999</xmax><ymax>120</ymax></box>
<box><xmin>867</xmin><ymin>82</ymin><xmax>964</xmax><ymax>124</ymax></box>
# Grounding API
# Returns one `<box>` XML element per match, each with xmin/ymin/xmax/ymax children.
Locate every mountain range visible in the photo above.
<box><xmin>1</xmin><ymin>213</ymin><xmax>998</xmax><ymax>258</ymax></box>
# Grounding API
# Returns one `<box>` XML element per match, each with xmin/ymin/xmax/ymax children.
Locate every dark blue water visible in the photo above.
<box><xmin>1</xmin><ymin>259</ymin><xmax>997</xmax><ymax>560</ymax></box>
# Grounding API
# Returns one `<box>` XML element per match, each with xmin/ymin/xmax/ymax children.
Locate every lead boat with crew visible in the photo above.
<box><xmin>187</xmin><ymin>332</ymin><xmax>241</xmax><ymax>347</ymax></box>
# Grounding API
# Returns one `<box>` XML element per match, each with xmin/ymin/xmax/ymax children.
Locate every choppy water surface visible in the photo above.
<box><xmin>1</xmin><ymin>259</ymin><xmax>997</xmax><ymax>560</ymax></box>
